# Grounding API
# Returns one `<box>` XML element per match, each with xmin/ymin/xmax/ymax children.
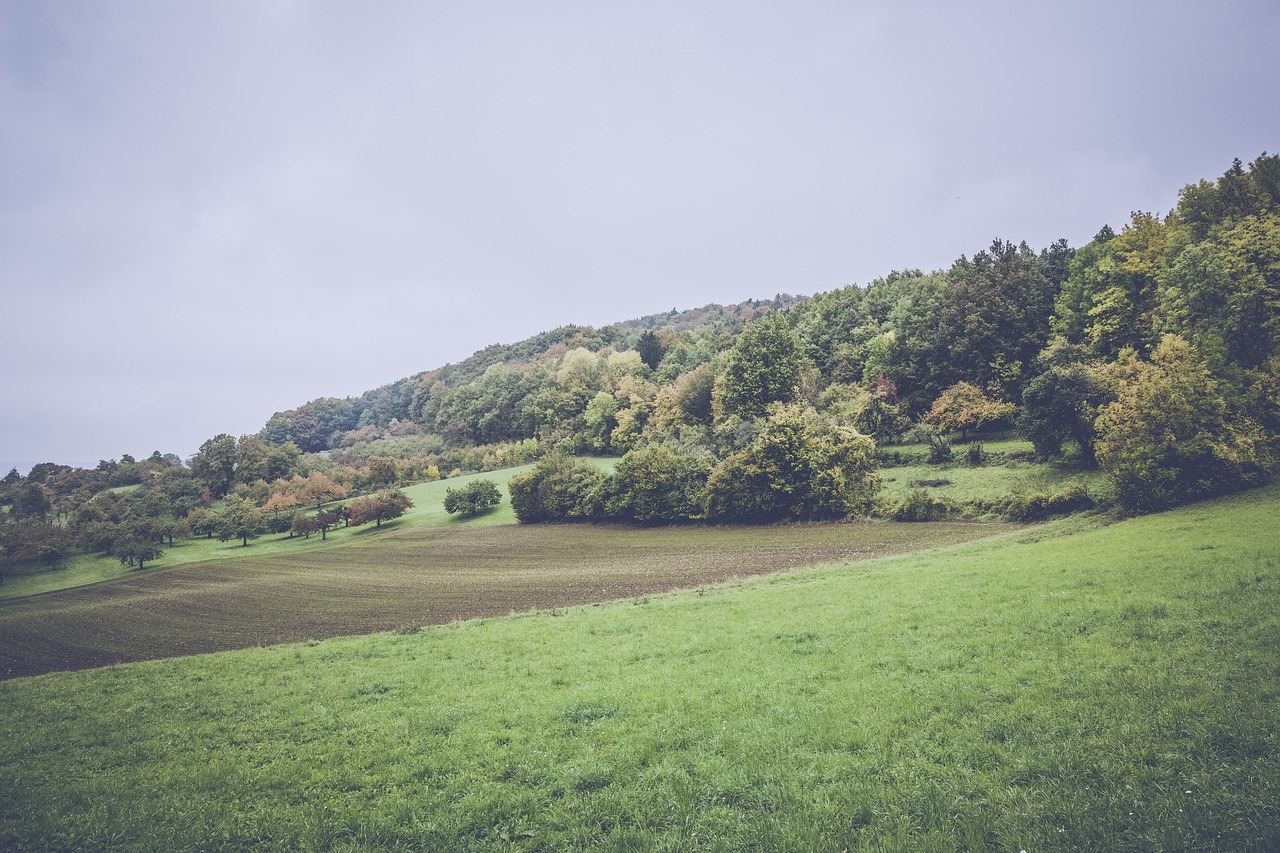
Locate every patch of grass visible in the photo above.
<box><xmin>1</xmin><ymin>484</ymin><xmax>1278</xmax><ymax>850</ymax></box>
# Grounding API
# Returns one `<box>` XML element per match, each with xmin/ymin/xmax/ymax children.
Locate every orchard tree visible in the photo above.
<box><xmin>314</xmin><ymin>509</ymin><xmax>341</xmax><ymax>540</ymax></box>
<box><xmin>215</xmin><ymin>497</ymin><xmax>265</xmax><ymax>546</ymax></box>
<box><xmin>290</xmin><ymin>515</ymin><xmax>320</xmax><ymax>539</ymax></box>
<box><xmin>924</xmin><ymin>382</ymin><xmax>1016</xmax><ymax>440</ymax></box>
<box><xmin>348</xmin><ymin>490</ymin><xmax>414</xmax><ymax>528</ymax></box>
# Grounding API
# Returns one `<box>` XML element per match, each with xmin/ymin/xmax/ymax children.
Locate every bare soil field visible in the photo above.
<box><xmin>0</xmin><ymin>520</ymin><xmax>1012</xmax><ymax>679</ymax></box>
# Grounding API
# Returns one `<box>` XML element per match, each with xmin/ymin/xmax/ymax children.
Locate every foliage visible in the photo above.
<box><xmin>1095</xmin><ymin>335</ymin><xmax>1276</xmax><ymax>513</ymax></box>
<box><xmin>705</xmin><ymin>404</ymin><xmax>879</xmax><ymax>521</ymax></box>
<box><xmin>923</xmin><ymin>381</ymin><xmax>1015</xmax><ymax>439</ymax></box>
<box><xmin>215</xmin><ymin>497</ymin><xmax>266</xmax><ymax>547</ymax></box>
<box><xmin>717</xmin><ymin>312</ymin><xmax>805</xmax><ymax>419</ymax></box>
<box><xmin>1019</xmin><ymin>340</ymin><xmax>1108</xmax><ymax>464</ymax></box>
<box><xmin>889</xmin><ymin>488</ymin><xmax>949</xmax><ymax>521</ymax></box>
<box><xmin>610</xmin><ymin>444</ymin><xmax>712</xmax><ymax>522</ymax></box>
<box><xmin>443</xmin><ymin>480</ymin><xmax>502</xmax><ymax>518</ymax></box>
<box><xmin>507</xmin><ymin>455</ymin><xmax>610</xmax><ymax>523</ymax></box>
<box><xmin>347</xmin><ymin>490</ymin><xmax>414</xmax><ymax>528</ymax></box>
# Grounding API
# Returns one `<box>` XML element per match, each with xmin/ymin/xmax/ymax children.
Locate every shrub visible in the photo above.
<box><xmin>890</xmin><ymin>489</ymin><xmax>949</xmax><ymax>522</ymax></box>
<box><xmin>443</xmin><ymin>480</ymin><xmax>502</xmax><ymax>517</ymax></box>
<box><xmin>508</xmin><ymin>455</ymin><xmax>611</xmax><ymax>523</ymax></box>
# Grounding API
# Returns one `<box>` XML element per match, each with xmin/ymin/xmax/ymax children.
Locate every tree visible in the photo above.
<box><xmin>215</xmin><ymin>497</ymin><xmax>265</xmax><ymax>546</ymax></box>
<box><xmin>1095</xmin><ymin>336</ymin><xmax>1276</xmax><ymax>513</ymax></box>
<box><xmin>717</xmin><ymin>313</ymin><xmax>805</xmax><ymax>419</ymax></box>
<box><xmin>637</xmin><ymin>330</ymin><xmax>666</xmax><ymax>370</ymax></box>
<box><xmin>290</xmin><ymin>515</ymin><xmax>319</xmax><ymax>539</ymax></box>
<box><xmin>366</xmin><ymin>456</ymin><xmax>400</xmax><ymax>488</ymax></box>
<box><xmin>443</xmin><ymin>480</ymin><xmax>503</xmax><ymax>517</ymax></box>
<box><xmin>314</xmin><ymin>509</ymin><xmax>340</xmax><ymax>540</ymax></box>
<box><xmin>583</xmin><ymin>392</ymin><xmax>619</xmax><ymax>452</ymax></box>
<box><xmin>508</xmin><ymin>455</ymin><xmax>610</xmax><ymax>523</ymax></box>
<box><xmin>923</xmin><ymin>382</ymin><xmax>1016</xmax><ymax>441</ymax></box>
<box><xmin>1020</xmin><ymin>341</ymin><xmax>1107</xmax><ymax>464</ymax></box>
<box><xmin>297</xmin><ymin>473</ymin><xmax>348</xmax><ymax>508</ymax></box>
<box><xmin>111</xmin><ymin>534</ymin><xmax>163</xmax><ymax>570</ymax></box>
<box><xmin>190</xmin><ymin>434</ymin><xmax>238</xmax><ymax>498</ymax></box>
<box><xmin>611</xmin><ymin>443</ymin><xmax>712</xmax><ymax>522</ymax></box>
<box><xmin>705</xmin><ymin>404</ymin><xmax>879</xmax><ymax>521</ymax></box>
<box><xmin>937</xmin><ymin>240</ymin><xmax>1056</xmax><ymax>400</ymax></box>
<box><xmin>347</xmin><ymin>490</ymin><xmax>414</xmax><ymax>528</ymax></box>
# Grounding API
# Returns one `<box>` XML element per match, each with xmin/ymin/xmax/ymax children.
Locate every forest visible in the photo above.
<box><xmin>2</xmin><ymin>154</ymin><xmax>1278</xmax><ymax>575</ymax></box>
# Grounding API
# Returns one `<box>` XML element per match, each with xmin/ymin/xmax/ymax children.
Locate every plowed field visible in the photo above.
<box><xmin>0</xmin><ymin>520</ymin><xmax>1012</xmax><ymax>679</ymax></box>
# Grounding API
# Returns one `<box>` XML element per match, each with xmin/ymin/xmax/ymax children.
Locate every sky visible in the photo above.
<box><xmin>2</xmin><ymin>1</ymin><xmax>1277</xmax><ymax>474</ymax></box>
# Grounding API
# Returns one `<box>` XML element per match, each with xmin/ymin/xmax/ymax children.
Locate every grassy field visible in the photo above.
<box><xmin>0</xmin><ymin>519</ymin><xmax>1006</xmax><ymax>679</ymax></box>
<box><xmin>1</xmin><ymin>484</ymin><xmax>1277</xmax><ymax>850</ymax></box>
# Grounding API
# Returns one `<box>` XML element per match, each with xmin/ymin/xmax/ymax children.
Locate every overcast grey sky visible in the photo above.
<box><xmin>2</xmin><ymin>1</ymin><xmax>1277</xmax><ymax>474</ymax></box>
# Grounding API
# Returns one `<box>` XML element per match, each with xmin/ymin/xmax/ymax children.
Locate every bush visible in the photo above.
<box><xmin>890</xmin><ymin>489</ymin><xmax>949</xmax><ymax>522</ymax></box>
<box><xmin>508</xmin><ymin>455</ymin><xmax>611</xmax><ymax>523</ymax></box>
<box><xmin>443</xmin><ymin>480</ymin><xmax>502</xmax><ymax>517</ymax></box>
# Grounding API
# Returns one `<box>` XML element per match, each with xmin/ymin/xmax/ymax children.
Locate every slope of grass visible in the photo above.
<box><xmin>2</xmin><ymin>485</ymin><xmax>1277</xmax><ymax>851</ymax></box>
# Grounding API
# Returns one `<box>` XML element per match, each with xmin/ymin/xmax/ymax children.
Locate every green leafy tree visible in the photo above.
<box><xmin>717</xmin><ymin>313</ymin><xmax>805</xmax><ymax>419</ymax></box>
<box><xmin>705</xmin><ymin>404</ymin><xmax>879</xmax><ymax>521</ymax></box>
<box><xmin>215</xmin><ymin>497</ymin><xmax>266</xmax><ymax>547</ymax></box>
<box><xmin>508</xmin><ymin>455</ymin><xmax>610</xmax><ymax>523</ymax></box>
<box><xmin>937</xmin><ymin>240</ymin><xmax>1056</xmax><ymax>400</ymax></box>
<box><xmin>583</xmin><ymin>392</ymin><xmax>619</xmax><ymax>453</ymax></box>
<box><xmin>611</xmin><ymin>444</ymin><xmax>712</xmax><ymax>522</ymax></box>
<box><xmin>191</xmin><ymin>434</ymin><xmax>238</xmax><ymax>498</ymax></box>
<box><xmin>1095</xmin><ymin>336</ymin><xmax>1276</xmax><ymax>513</ymax></box>
<box><xmin>1020</xmin><ymin>341</ymin><xmax>1107</xmax><ymax>464</ymax></box>
<box><xmin>443</xmin><ymin>480</ymin><xmax>503</xmax><ymax>517</ymax></box>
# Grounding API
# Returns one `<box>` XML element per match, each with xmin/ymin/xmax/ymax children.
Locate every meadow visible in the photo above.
<box><xmin>1</xmin><ymin>483</ymin><xmax>1277</xmax><ymax>851</ymax></box>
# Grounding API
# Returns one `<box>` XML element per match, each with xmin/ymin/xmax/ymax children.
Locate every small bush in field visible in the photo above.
<box><xmin>443</xmin><ymin>480</ymin><xmax>502</xmax><ymax>517</ymax></box>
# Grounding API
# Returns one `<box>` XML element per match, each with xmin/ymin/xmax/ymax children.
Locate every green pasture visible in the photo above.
<box><xmin>2</xmin><ymin>484</ymin><xmax>1277</xmax><ymax>851</ymax></box>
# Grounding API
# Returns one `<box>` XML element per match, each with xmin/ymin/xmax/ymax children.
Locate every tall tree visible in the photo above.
<box><xmin>191</xmin><ymin>434</ymin><xmax>238</xmax><ymax>498</ymax></box>
<box><xmin>717</xmin><ymin>313</ymin><xmax>805</xmax><ymax>419</ymax></box>
<box><xmin>937</xmin><ymin>239</ymin><xmax>1056</xmax><ymax>401</ymax></box>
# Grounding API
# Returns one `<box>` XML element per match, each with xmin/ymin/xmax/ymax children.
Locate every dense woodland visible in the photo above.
<box><xmin>3</xmin><ymin>155</ymin><xmax>1278</xmax><ymax>575</ymax></box>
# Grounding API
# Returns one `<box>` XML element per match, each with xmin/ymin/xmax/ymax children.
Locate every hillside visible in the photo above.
<box><xmin>2</xmin><ymin>483</ymin><xmax>1277</xmax><ymax>850</ymax></box>
<box><xmin>3</xmin><ymin>152</ymin><xmax>1279</xmax><ymax>588</ymax></box>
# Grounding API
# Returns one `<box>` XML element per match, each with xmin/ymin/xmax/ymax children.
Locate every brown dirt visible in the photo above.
<box><xmin>0</xmin><ymin>520</ymin><xmax>1011</xmax><ymax>679</ymax></box>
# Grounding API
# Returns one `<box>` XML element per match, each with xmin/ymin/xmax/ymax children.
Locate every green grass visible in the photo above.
<box><xmin>2</xmin><ymin>484</ymin><xmax>1277</xmax><ymax>851</ymax></box>
<box><xmin>878</xmin><ymin>460</ymin><xmax>1109</xmax><ymax>504</ymax></box>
